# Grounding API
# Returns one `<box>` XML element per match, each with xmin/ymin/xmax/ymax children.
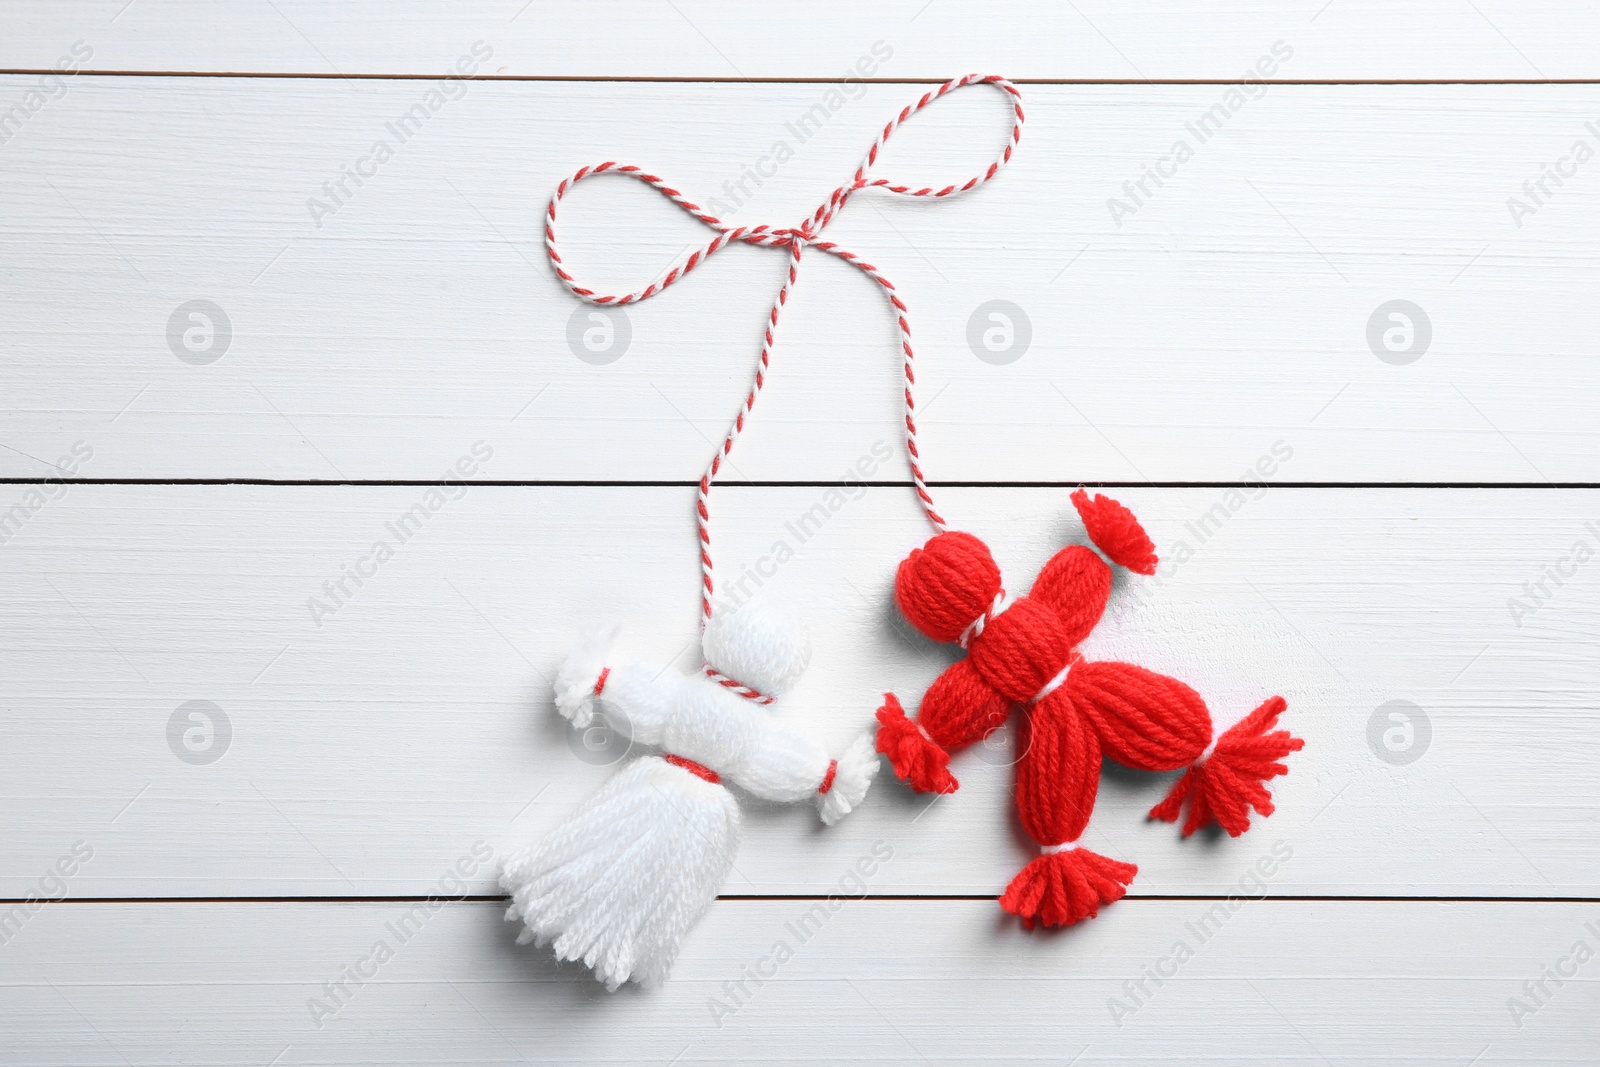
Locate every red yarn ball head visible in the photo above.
<box><xmin>894</xmin><ymin>531</ymin><xmax>1003</xmax><ymax>644</ymax></box>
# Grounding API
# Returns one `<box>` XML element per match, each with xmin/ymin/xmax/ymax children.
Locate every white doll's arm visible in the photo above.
<box><xmin>721</xmin><ymin>722</ymin><xmax>879</xmax><ymax>826</ymax></box>
<box><xmin>554</xmin><ymin>629</ymin><xmax>875</xmax><ymax>824</ymax></box>
<box><xmin>554</xmin><ymin>630</ymin><xmax>761</xmax><ymax>754</ymax></box>
<box><xmin>554</xmin><ymin>630</ymin><xmax>694</xmax><ymax>743</ymax></box>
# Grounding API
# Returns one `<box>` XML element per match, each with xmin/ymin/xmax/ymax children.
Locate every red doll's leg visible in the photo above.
<box><xmin>1070</xmin><ymin>661</ymin><xmax>1302</xmax><ymax>837</ymax></box>
<box><xmin>1069</xmin><ymin>661</ymin><xmax>1212</xmax><ymax>772</ymax></box>
<box><xmin>999</xmin><ymin>691</ymin><xmax>1136</xmax><ymax>929</ymax></box>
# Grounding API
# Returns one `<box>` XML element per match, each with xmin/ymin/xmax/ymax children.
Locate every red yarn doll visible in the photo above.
<box><xmin>875</xmin><ymin>489</ymin><xmax>1303</xmax><ymax>929</ymax></box>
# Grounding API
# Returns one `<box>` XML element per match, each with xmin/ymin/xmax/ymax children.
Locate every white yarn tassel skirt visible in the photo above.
<box><xmin>500</xmin><ymin>755</ymin><xmax>740</xmax><ymax>990</ymax></box>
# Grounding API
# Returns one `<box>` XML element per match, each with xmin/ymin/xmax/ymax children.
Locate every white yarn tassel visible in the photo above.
<box><xmin>553</xmin><ymin>625</ymin><xmax>617</xmax><ymax>729</ymax></box>
<box><xmin>500</xmin><ymin>756</ymin><xmax>739</xmax><ymax>990</ymax></box>
<box><xmin>817</xmin><ymin>732</ymin><xmax>879</xmax><ymax>826</ymax></box>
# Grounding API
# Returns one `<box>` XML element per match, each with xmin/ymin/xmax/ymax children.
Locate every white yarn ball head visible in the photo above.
<box><xmin>701</xmin><ymin>598</ymin><xmax>810</xmax><ymax>698</ymax></box>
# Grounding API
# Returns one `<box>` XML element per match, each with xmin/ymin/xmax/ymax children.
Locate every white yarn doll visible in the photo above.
<box><xmin>500</xmin><ymin>599</ymin><xmax>879</xmax><ymax>989</ymax></box>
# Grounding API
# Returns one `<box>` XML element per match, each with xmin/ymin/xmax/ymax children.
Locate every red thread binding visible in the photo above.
<box><xmin>592</xmin><ymin>666</ymin><xmax>610</xmax><ymax>697</ymax></box>
<box><xmin>663</xmin><ymin>753</ymin><xmax>721</xmax><ymax>785</ymax></box>
<box><xmin>543</xmin><ymin>75</ymin><xmax>1025</xmax><ymax>625</ymax></box>
<box><xmin>817</xmin><ymin>759</ymin><xmax>838</xmax><ymax>795</ymax></box>
<box><xmin>876</xmin><ymin>493</ymin><xmax>1301</xmax><ymax>928</ymax></box>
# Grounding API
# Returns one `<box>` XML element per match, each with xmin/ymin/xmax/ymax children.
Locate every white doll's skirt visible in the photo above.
<box><xmin>500</xmin><ymin>754</ymin><xmax>740</xmax><ymax>989</ymax></box>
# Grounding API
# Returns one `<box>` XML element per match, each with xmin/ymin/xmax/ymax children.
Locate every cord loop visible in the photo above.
<box><xmin>543</xmin><ymin>74</ymin><xmax>1025</xmax><ymax>623</ymax></box>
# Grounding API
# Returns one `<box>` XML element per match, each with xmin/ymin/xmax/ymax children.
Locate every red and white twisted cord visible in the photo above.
<box><xmin>544</xmin><ymin>73</ymin><xmax>1025</xmax><ymax>625</ymax></box>
<box><xmin>701</xmin><ymin>665</ymin><xmax>775</xmax><ymax>706</ymax></box>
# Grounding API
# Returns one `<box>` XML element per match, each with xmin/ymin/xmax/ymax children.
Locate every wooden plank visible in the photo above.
<box><xmin>3</xmin><ymin>80</ymin><xmax>1600</xmax><ymax>483</ymax></box>
<box><xmin>1</xmin><ymin>1</ymin><xmax>1594</xmax><ymax>81</ymax></box>
<box><xmin>1</xmin><ymin>899</ymin><xmax>1594</xmax><ymax>1064</ymax></box>
<box><xmin>1</xmin><ymin>484</ymin><xmax>1595</xmax><ymax>898</ymax></box>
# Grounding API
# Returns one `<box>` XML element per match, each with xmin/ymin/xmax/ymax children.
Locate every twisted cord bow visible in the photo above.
<box><xmin>544</xmin><ymin>73</ymin><xmax>1025</xmax><ymax>624</ymax></box>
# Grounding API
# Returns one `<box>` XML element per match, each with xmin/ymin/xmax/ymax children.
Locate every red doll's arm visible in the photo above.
<box><xmin>875</xmin><ymin>658</ymin><xmax>1008</xmax><ymax>794</ymax></box>
<box><xmin>1027</xmin><ymin>544</ymin><xmax>1111</xmax><ymax>648</ymax></box>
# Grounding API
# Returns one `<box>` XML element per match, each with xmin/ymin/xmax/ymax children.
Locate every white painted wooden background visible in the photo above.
<box><xmin>2</xmin><ymin>2</ymin><xmax>1598</xmax><ymax>1064</ymax></box>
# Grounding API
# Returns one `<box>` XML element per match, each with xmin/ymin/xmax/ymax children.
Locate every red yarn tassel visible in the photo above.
<box><xmin>1149</xmin><ymin>696</ymin><xmax>1303</xmax><ymax>837</ymax></box>
<box><xmin>1000</xmin><ymin>847</ymin><xmax>1139</xmax><ymax>930</ymax></box>
<box><xmin>874</xmin><ymin>694</ymin><xmax>958</xmax><ymax>794</ymax></box>
<box><xmin>1070</xmin><ymin>488</ymin><xmax>1158</xmax><ymax>575</ymax></box>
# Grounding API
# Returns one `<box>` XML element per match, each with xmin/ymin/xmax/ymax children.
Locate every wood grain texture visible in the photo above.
<box><xmin>3</xmin><ymin>899</ymin><xmax>1595</xmax><ymax>1065</ymax></box>
<box><xmin>4</xmin><ymin>11</ymin><xmax>1597</xmax><ymax>1060</ymax></box>
<box><xmin>3</xmin><ymin>79</ymin><xmax>1600</xmax><ymax>482</ymax></box>
<box><xmin>1</xmin><ymin>0</ymin><xmax>1593</xmax><ymax>80</ymax></box>
<box><xmin>1</xmin><ymin>484</ymin><xmax>1594</xmax><ymax>898</ymax></box>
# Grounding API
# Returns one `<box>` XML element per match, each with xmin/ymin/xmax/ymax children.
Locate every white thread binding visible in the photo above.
<box><xmin>1032</xmin><ymin>657</ymin><xmax>1078</xmax><ymax>704</ymax></box>
<box><xmin>958</xmin><ymin>586</ymin><xmax>1012</xmax><ymax>650</ymax></box>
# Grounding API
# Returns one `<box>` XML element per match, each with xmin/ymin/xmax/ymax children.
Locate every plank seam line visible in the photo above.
<box><xmin>0</xmin><ymin>479</ymin><xmax>1595</xmax><ymax>490</ymax></box>
<box><xmin>1</xmin><ymin>70</ymin><xmax>1598</xmax><ymax>86</ymax></box>
<box><xmin>17</xmin><ymin>894</ymin><xmax>1600</xmax><ymax>905</ymax></box>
